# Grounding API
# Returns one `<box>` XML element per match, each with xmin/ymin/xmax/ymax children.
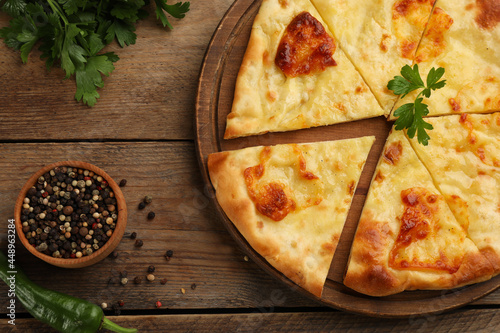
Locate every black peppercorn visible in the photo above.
<box><xmin>138</xmin><ymin>202</ymin><xmax>146</xmax><ymax>210</ymax></box>
<box><xmin>147</xmin><ymin>211</ymin><xmax>155</xmax><ymax>220</ymax></box>
<box><xmin>135</xmin><ymin>239</ymin><xmax>143</xmax><ymax>247</ymax></box>
<box><xmin>143</xmin><ymin>195</ymin><xmax>153</xmax><ymax>204</ymax></box>
<box><xmin>130</xmin><ymin>232</ymin><xmax>137</xmax><ymax>239</ymax></box>
<box><xmin>119</xmin><ymin>179</ymin><xmax>127</xmax><ymax>187</ymax></box>
<box><xmin>147</xmin><ymin>265</ymin><xmax>155</xmax><ymax>273</ymax></box>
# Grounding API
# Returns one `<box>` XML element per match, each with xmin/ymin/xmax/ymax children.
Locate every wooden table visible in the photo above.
<box><xmin>0</xmin><ymin>1</ymin><xmax>499</xmax><ymax>332</ymax></box>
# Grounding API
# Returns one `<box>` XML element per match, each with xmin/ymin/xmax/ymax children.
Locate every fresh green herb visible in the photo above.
<box><xmin>388</xmin><ymin>64</ymin><xmax>446</xmax><ymax>145</ymax></box>
<box><xmin>0</xmin><ymin>0</ymin><xmax>190</xmax><ymax>106</ymax></box>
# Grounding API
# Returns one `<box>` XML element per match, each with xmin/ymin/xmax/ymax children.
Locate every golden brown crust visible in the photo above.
<box><xmin>344</xmin><ymin>264</ymin><xmax>403</xmax><ymax>297</ymax></box>
<box><xmin>481</xmin><ymin>247</ymin><xmax>500</xmax><ymax>272</ymax></box>
<box><xmin>452</xmin><ymin>251</ymin><xmax>494</xmax><ymax>287</ymax></box>
<box><xmin>343</xmin><ymin>212</ymin><xmax>403</xmax><ymax>296</ymax></box>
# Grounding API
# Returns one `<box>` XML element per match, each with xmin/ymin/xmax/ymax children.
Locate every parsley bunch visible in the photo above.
<box><xmin>0</xmin><ymin>0</ymin><xmax>190</xmax><ymax>106</ymax></box>
<box><xmin>388</xmin><ymin>64</ymin><xmax>446</xmax><ymax>146</ymax></box>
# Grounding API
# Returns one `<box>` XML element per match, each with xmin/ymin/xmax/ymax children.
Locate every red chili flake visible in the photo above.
<box><xmin>155</xmin><ymin>301</ymin><xmax>162</xmax><ymax>308</ymax></box>
<box><xmin>52</xmin><ymin>209</ymin><xmax>57</xmax><ymax>213</ymax></box>
<box><xmin>97</xmin><ymin>186</ymin><xmax>102</xmax><ymax>190</ymax></box>
<box><xmin>42</xmin><ymin>192</ymin><xmax>48</xmax><ymax>198</ymax></box>
<box><xmin>118</xmin><ymin>300</ymin><xmax>125</xmax><ymax>307</ymax></box>
<box><xmin>70</xmin><ymin>253</ymin><xmax>76</xmax><ymax>258</ymax></box>
<box><xmin>84</xmin><ymin>176</ymin><xmax>91</xmax><ymax>181</ymax></box>
<box><xmin>92</xmin><ymin>223</ymin><xmax>98</xmax><ymax>230</ymax></box>
<box><xmin>102</xmin><ymin>180</ymin><xmax>108</xmax><ymax>186</ymax></box>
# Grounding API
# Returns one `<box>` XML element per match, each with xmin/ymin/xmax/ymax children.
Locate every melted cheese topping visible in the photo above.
<box><xmin>408</xmin><ymin>113</ymin><xmax>500</xmax><ymax>263</ymax></box>
<box><xmin>389</xmin><ymin>187</ymin><xmax>462</xmax><ymax>273</ymax></box>
<box><xmin>276</xmin><ymin>12</ymin><xmax>337</xmax><ymax>77</ymax></box>
<box><xmin>383</xmin><ymin>140</ymin><xmax>403</xmax><ymax>164</ymax></box>
<box><xmin>244</xmin><ymin>146</ymin><xmax>323</xmax><ymax>221</ymax></box>
<box><xmin>392</xmin><ymin>0</ymin><xmax>436</xmax><ymax>60</ymax></box>
<box><xmin>415</xmin><ymin>6</ymin><xmax>454</xmax><ymax>63</ymax></box>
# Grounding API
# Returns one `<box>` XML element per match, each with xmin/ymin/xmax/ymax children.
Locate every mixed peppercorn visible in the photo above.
<box><xmin>20</xmin><ymin>166</ymin><xmax>119</xmax><ymax>258</ymax></box>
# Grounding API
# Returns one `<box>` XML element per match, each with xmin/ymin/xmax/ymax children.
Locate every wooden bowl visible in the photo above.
<box><xmin>14</xmin><ymin>161</ymin><xmax>127</xmax><ymax>268</ymax></box>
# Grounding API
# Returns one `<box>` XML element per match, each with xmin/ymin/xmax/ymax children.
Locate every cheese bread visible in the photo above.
<box><xmin>408</xmin><ymin>113</ymin><xmax>500</xmax><ymax>273</ymax></box>
<box><xmin>208</xmin><ymin>137</ymin><xmax>375</xmax><ymax>296</ymax></box>
<box><xmin>224</xmin><ymin>0</ymin><xmax>384</xmax><ymax>139</ymax></box>
<box><xmin>344</xmin><ymin>129</ymin><xmax>493</xmax><ymax>296</ymax></box>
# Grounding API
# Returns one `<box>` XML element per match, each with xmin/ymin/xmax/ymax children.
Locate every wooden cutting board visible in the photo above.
<box><xmin>195</xmin><ymin>0</ymin><xmax>500</xmax><ymax>317</ymax></box>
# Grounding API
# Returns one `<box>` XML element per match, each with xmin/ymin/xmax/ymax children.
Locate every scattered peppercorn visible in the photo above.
<box><xmin>109</xmin><ymin>251</ymin><xmax>118</xmax><ymax>259</ymax></box>
<box><xmin>144</xmin><ymin>195</ymin><xmax>153</xmax><ymax>204</ymax></box>
<box><xmin>120</xmin><ymin>277</ymin><xmax>128</xmax><ymax>286</ymax></box>
<box><xmin>118</xmin><ymin>300</ymin><xmax>125</xmax><ymax>307</ymax></box>
<box><xmin>160</xmin><ymin>278</ymin><xmax>167</xmax><ymax>285</ymax></box>
<box><xmin>147</xmin><ymin>265</ymin><xmax>155</xmax><ymax>273</ymax></box>
<box><xmin>133</xmin><ymin>276</ymin><xmax>142</xmax><ymax>284</ymax></box>
<box><xmin>155</xmin><ymin>301</ymin><xmax>162</xmax><ymax>308</ymax></box>
<box><xmin>166</xmin><ymin>250</ymin><xmax>173</xmax><ymax>258</ymax></box>
<box><xmin>244</xmin><ymin>256</ymin><xmax>249</xmax><ymax>262</ymax></box>
<box><xmin>134</xmin><ymin>239</ymin><xmax>143</xmax><ymax>247</ymax></box>
<box><xmin>138</xmin><ymin>202</ymin><xmax>146</xmax><ymax>210</ymax></box>
<box><xmin>130</xmin><ymin>232</ymin><xmax>137</xmax><ymax>239</ymax></box>
<box><xmin>146</xmin><ymin>274</ymin><xmax>155</xmax><ymax>282</ymax></box>
<box><xmin>147</xmin><ymin>211</ymin><xmax>155</xmax><ymax>220</ymax></box>
<box><xmin>101</xmin><ymin>302</ymin><xmax>108</xmax><ymax>309</ymax></box>
<box><xmin>191</xmin><ymin>283</ymin><xmax>197</xmax><ymax>290</ymax></box>
<box><xmin>119</xmin><ymin>179</ymin><xmax>127</xmax><ymax>187</ymax></box>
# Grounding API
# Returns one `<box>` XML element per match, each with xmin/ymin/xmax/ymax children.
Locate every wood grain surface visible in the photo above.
<box><xmin>0</xmin><ymin>0</ymin><xmax>499</xmax><ymax>331</ymax></box>
<box><xmin>0</xmin><ymin>2</ymin><xmax>234</xmax><ymax>141</ymax></box>
<box><xmin>3</xmin><ymin>309</ymin><xmax>500</xmax><ymax>332</ymax></box>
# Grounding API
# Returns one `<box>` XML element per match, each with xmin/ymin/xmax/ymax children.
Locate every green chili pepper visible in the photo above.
<box><xmin>0</xmin><ymin>250</ymin><xmax>137</xmax><ymax>333</ymax></box>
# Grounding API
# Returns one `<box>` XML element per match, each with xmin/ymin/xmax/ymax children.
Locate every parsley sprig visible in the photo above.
<box><xmin>0</xmin><ymin>0</ymin><xmax>190</xmax><ymax>106</ymax></box>
<box><xmin>388</xmin><ymin>64</ymin><xmax>446</xmax><ymax>146</ymax></box>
